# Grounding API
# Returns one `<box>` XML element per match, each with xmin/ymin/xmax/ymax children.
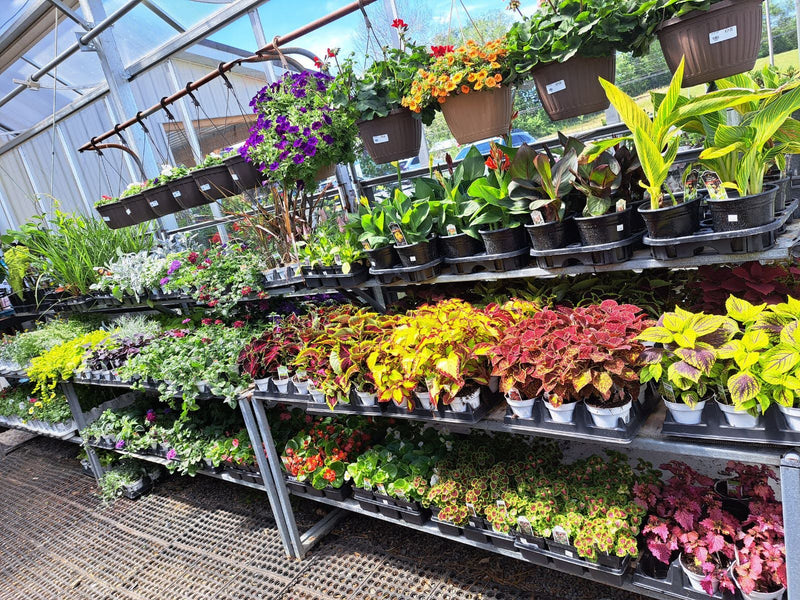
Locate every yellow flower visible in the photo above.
<box><xmin>475</xmin><ymin>80</ymin><xmax>484</xmax><ymax>91</ymax></box>
<box><xmin>445</xmin><ymin>81</ymin><xmax>457</xmax><ymax>92</ymax></box>
<box><xmin>485</xmin><ymin>77</ymin><xmax>497</xmax><ymax>88</ymax></box>
<box><xmin>452</xmin><ymin>72</ymin><xmax>463</xmax><ymax>84</ymax></box>
<box><xmin>491</xmin><ymin>61</ymin><xmax>501</xmax><ymax>69</ymax></box>
<box><xmin>476</xmin><ymin>69</ymin><xmax>488</xmax><ymax>81</ymax></box>
<box><xmin>467</xmin><ymin>73</ymin><xmax>477</xmax><ymax>82</ymax></box>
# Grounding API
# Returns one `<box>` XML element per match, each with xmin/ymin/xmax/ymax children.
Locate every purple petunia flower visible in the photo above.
<box><xmin>311</xmin><ymin>121</ymin><xmax>322</xmax><ymax>131</ymax></box>
<box><xmin>166</xmin><ymin>448</ymin><xmax>177</xmax><ymax>461</ymax></box>
<box><xmin>166</xmin><ymin>260</ymin><xmax>182</xmax><ymax>275</ymax></box>
<box><xmin>292</xmin><ymin>154</ymin><xmax>305</xmax><ymax>164</ymax></box>
<box><xmin>269</xmin><ymin>162</ymin><xmax>280</xmax><ymax>171</ymax></box>
<box><xmin>145</xmin><ymin>410</ymin><xmax>157</xmax><ymax>423</ymax></box>
<box><xmin>322</xmin><ymin>134</ymin><xmax>334</xmax><ymax>145</ymax></box>
<box><xmin>160</xmin><ymin>277</ymin><xmax>170</xmax><ymax>285</ymax></box>
<box><xmin>115</xmin><ymin>440</ymin><xmax>126</xmax><ymax>450</ymax></box>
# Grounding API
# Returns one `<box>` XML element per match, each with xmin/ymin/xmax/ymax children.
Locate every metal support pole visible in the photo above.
<box><xmin>248</xmin><ymin>9</ymin><xmax>276</xmax><ymax>84</ymax></box>
<box><xmin>250</xmin><ymin>397</ymin><xmax>306</xmax><ymax>557</ymax></box>
<box><xmin>46</xmin><ymin>0</ymin><xmax>91</xmax><ymax>29</ymax></box>
<box><xmin>238</xmin><ymin>397</ymin><xmax>298</xmax><ymax>558</ymax></box>
<box><xmin>61</xmin><ymin>381</ymin><xmax>104</xmax><ymax>481</ymax></box>
<box><xmin>780</xmin><ymin>450</ymin><xmax>800</xmax><ymax>600</ymax></box>
<box><xmin>765</xmin><ymin>0</ymin><xmax>775</xmax><ymax>67</ymax></box>
<box><xmin>56</xmin><ymin>123</ymin><xmax>94</xmax><ymax>214</ymax></box>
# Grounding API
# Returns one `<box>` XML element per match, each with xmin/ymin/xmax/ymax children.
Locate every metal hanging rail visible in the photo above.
<box><xmin>77</xmin><ymin>0</ymin><xmax>378</xmax><ymax>153</ymax></box>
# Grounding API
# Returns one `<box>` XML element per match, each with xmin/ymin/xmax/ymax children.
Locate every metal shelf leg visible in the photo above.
<box><xmin>781</xmin><ymin>449</ymin><xmax>800</xmax><ymax>600</ymax></box>
<box><xmin>61</xmin><ymin>382</ymin><xmax>104</xmax><ymax>482</ymax></box>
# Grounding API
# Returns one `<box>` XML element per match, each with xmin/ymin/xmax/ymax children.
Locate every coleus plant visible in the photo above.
<box><xmin>238</xmin><ymin>313</ymin><xmax>312</xmax><ymax>380</ymax></box>
<box><xmin>718</xmin><ymin>461</ymin><xmax>777</xmax><ymax>502</ymax></box>
<box><xmin>638</xmin><ymin>306</ymin><xmax>738</xmax><ymax>407</ymax></box>
<box><xmin>734</xmin><ymin>500</ymin><xmax>787</xmax><ymax>595</ymax></box>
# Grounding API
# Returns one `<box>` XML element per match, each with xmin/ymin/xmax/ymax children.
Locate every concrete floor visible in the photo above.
<box><xmin>0</xmin><ymin>436</ymin><xmax>647</xmax><ymax>600</ymax></box>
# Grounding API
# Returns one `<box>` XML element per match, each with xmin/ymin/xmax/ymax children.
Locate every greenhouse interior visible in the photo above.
<box><xmin>2</xmin><ymin>0</ymin><xmax>800</xmax><ymax>599</ymax></box>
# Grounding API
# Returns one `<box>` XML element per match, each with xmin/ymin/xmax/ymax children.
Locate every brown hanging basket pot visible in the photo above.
<box><xmin>357</xmin><ymin>108</ymin><xmax>423</xmax><ymax>164</ymax></box>
<box><xmin>315</xmin><ymin>163</ymin><xmax>336</xmax><ymax>181</ymax></box>
<box><xmin>531</xmin><ymin>54</ymin><xmax>616</xmax><ymax>121</ymax></box>
<box><xmin>224</xmin><ymin>154</ymin><xmax>263</xmax><ymax>191</ymax></box>
<box><xmin>168</xmin><ymin>175</ymin><xmax>210</xmax><ymax>210</ymax></box>
<box><xmin>121</xmin><ymin>193</ymin><xmax>157</xmax><ymax>225</ymax></box>
<box><xmin>657</xmin><ymin>0</ymin><xmax>764</xmax><ymax>88</ymax></box>
<box><xmin>95</xmin><ymin>202</ymin><xmax>135</xmax><ymax>229</ymax></box>
<box><xmin>192</xmin><ymin>164</ymin><xmax>236</xmax><ymax>201</ymax></box>
<box><xmin>142</xmin><ymin>184</ymin><xmax>182</xmax><ymax>217</ymax></box>
<box><xmin>440</xmin><ymin>86</ymin><xmax>513</xmax><ymax>145</ymax></box>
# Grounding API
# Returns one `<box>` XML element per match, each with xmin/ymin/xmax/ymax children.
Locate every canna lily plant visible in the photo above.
<box><xmin>508</xmin><ymin>146</ymin><xmax>577</xmax><ymax>222</ymax></box>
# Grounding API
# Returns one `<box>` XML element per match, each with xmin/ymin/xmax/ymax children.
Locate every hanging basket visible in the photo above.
<box><xmin>142</xmin><ymin>184</ymin><xmax>182</xmax><ymax>217</ymax></box>
<box><xmin>95</xmin><ymin>202</ymin><xmax>135</xmax><ymax>229</ymax></box>
<box><xmin>440</xmin><ymin>86</ymin><xmax>512</xmax><ymax>145</ymax></box>
<box><xmin>315</xmin><ymin>163</ymin><xmax>336</xmax><ymax>181</ymax></box>
<box><xmin>357</xmin><ymin>108</ymin><xmax>423</xmax><ymax>164</ymax></box>
<box><xmin>224</xmin><ymin>154</ymin><xmax>263</xmax><ymax>191</ymax></box>
<box><xmin>168</xmin><ymin>175</ymin><xmax>210</xmax><ymax>210</ymax></box>
<box><xmin>531</xmin><ymin>54</ymin><xmax>616</xmax><ymax>121</ymax></box>
<box><xmin>657</xmin><ymin>0</ymin><xmax>763</xmax><ymax>88</ymax></box>
<box><xmin>121</xmin><ymin>192</ymin><xmax>157</xmax><ymax>225</ymax></box>
<box><xmin>192</xmin><ymin>164</ymin><xmax>236</xmax><ymax>201</ymax></box>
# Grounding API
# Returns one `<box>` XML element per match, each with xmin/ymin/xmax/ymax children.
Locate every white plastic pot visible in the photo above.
<box><xmin>292</xmin><ymin>377</ymin><xmax>309</xmax><ymax>395</ymax></box>
<box><xmin>717</xmin><ymin>400</ymin><xmax>760</xmax><ymax>428</ymax></box>
<box><xmin>680</xmin><ymin>554</ymin><xmax>716</xmax><ymax>594</ymax></box>
<box><xmin>356</xmin><ymin>390</ymin><xmax>377</xmax><ymax>406</ymax></box>
<box><xmin>450</xmin><ymin>388</ymin><xmax>481</xmax><ymax>413</ymax></box>
<box><xmin>254</xmin><ymin>377</ymin><xmax>270</xmax><ymax>392</ymax></box>
<box><xmin>272</xmin><ymin>377</ymin><xmax>290</xmax><ymax>393</ymax></box>
<box><xmin>735</xmin><ymin>567</ymin><xmax>785</xmax><ymax>600</ymax></box>
<box><xmin>506</xmin><ymin>395</ymin><xmax>535</xmax><ymax>419</ymax></box>
<box><xmin>306</xmin><ymin>383</ymin><xmax>326</xmax><ymax>404</ymax></box>
<box><xmin>778</xmin><ymin>404</ymin><xmax>800</xmax><ymax>431</ymax></box>
<box><xmin>586</xmin><ymin>399</ymin><xmax>632</xmax><ymax>429</ymax></box>
<box><xmin>545</xmin><ymin>400</ymin><xmax>578</xmax><ymax>424</ymax></box>
<box><xmin>665</xmin><ymin>399</ymin><xmax>706</xmax><ymax>425</ymax></box>
<box><xmin>415</xmin><ymin>390</ymin><xmax>433</xmax><ymax>410</ymax></box>
<box><xmin>195</xmin><ymin>381</ymin><xmax>208</xmax><ymax>394</ymax></box>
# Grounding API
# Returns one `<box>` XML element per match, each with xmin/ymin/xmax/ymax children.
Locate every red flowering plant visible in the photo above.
<box><xmin>734</xmin><ymin>500</ymin><xmax>787</xmax><ymax>595</ymax></box>
<box><xmin>280</xmin><ymin>415</ymin><xmax>373</xmax><ymax>489</ymax></box>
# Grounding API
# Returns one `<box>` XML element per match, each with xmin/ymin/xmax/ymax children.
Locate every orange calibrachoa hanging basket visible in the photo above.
<box><xmin>402</xmin><ymin>38</ymin><xmax>515</xmax><ymax>144</ymax></box>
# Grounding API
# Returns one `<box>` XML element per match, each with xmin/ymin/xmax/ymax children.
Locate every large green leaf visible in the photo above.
<box><xmin>750</xmin><ymin>84</ymin><xmax>800</xmax><ymax>148</ymax></box>
<box><xmin>633</xmin><ymin>127</ymin><xmax>667</xmax><ymax>189</ymax></box>
<box><xmin>599</xmin><ymin>77</ymin><xmax>652</xmax><ymax>137</ymax></box>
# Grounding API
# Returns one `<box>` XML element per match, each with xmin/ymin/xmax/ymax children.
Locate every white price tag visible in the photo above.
<box><xmin>728</xmin><ymin>214</ymin><xmax>738</xmax><ymax>222</ymax></box>
<box><xmin>125</xmin><ymin>208</ymin><xmax>132</xmax><ymax>215</ymax></box>
<box><xmin>710</xmin><ymin>25</ymin><xmax>737</xmax><ymax>44</ymax></box>
<box><xmin>565</xmin><ymin>550</ymin><xmax>574</xmax><ymax>558</ymax></box>
<box><xmin>372</xmin><ymin>134</ymin><xmax>389</xmax><ymax>144</ymax></box>
<box><xmin>408</xmin><ymin>255</ymin><xmax>416</xmax><ymax>263</ymax></box>
<box><xmin>231</xmin><ymin>174</ymin><xmax>239</xmax><ymax>181</ymax></box>
<box><xmin>616</xmin><ymin>223</ymin><xmax>624</xmax><ymax>232</ymax></box>
<box><xmin>172</xmin><ymin>190</ymin><xmax>182</xmax><ymax>198</ymax></box>
<box><xmin>546</xmin><ymin>79</ymin><xmax>566</xmax><ymax>94</ymax></box>
<box><xmin>200</xmin><ymin>184</ymin><xmax>211</xmax><ymax>191</ymax></box>
<box><xmin>102</xmin><ymin>216</ymin><xmax>110</xmax><ymax>222</ymax></box>
<box><xmin>149</xmin><ymin>201</ymin><xmax>160</xmax><ymax>208</ymax></box>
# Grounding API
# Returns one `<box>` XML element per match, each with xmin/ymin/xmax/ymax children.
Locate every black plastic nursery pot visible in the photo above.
<box><xmin>639</xmin><ymin>549</ymin><xmax>673</xmax><ymax>579</ymax></box>
<box><xmin>224</xmin><ymin>154</ymin><xmax>263</xmax><ymax>191</ymax></box>
<box><xmin>168</xmin><ymin>175</ymin><xmax>209</xmax><ymax>210</ymax></box>
<box><xmin>478</xmin><ymin>225</ymin><xmax>528</xmax><ymax>254</ymax></box>
<box><xmin>524</xmin><ymin>217</ymin><xmax>577</xmax><ymax>250</ymax></box>
<box><xmin>394</xmin><ymin>238</ymin><xmax>439</xmax><ymax>268</ymax></box>
<box><xmin>95</xmin><ymin>202</ymin><xmax>135</xmax><ymax>229</ymax></box>
<box><xmin>638</xmin><ymin>195</ymin><xmax>701</xmax><ymax>239</ymax></box>
<box><xmin>122</xmin><ymin>193</ymin><xmax>157</xmax><ymax>225</ymax></box>
<box><xmin>764</xmin><ymin>176</ymin><xmax>790</xmax><ymax>212</ymax></box>
<box><xmin>439</xmin><ymin>233</ymin><xmax>484</xmax><ymax>258</ymax></box>
<box><xmin>707</xmin><ymin>184</ymin><xmax>776</xmax><ymax>232</ymax></box>
<box><xmin>192</xmin><ymin>164</ymin><xmax>236</xmax><ymax>200</ymax></box>
<box><xmin>142</xmin><ymin>184</ymin><xmax>183</xmax><ymax>217</ymax></box>
<box><xmin>574</xmin><ymin>209</ymin><xmax>632</xmax><ymax>246</ymax></box>
<box><xmin>365</xmin><ymin>245</ymin><xmax>399</xmax><ymax>270</ymax></box>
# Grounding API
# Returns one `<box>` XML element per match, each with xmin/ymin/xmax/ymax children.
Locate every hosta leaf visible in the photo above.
<box><xmin>727</xmin><ymin>371</ymin><xmax>761</xmax><ymax>404</ymax></box>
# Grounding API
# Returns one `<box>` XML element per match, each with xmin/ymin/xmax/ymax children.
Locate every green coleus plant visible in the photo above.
<box><xmin>638</xmin><ymin>306</ymin><xmax>739</xmax><ymax>406</ymax></box>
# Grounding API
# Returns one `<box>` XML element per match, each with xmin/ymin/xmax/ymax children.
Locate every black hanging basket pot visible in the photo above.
<box><xmin>479</xmin><ymin>225</ymin><xmax>528</xmax><ymax>254</ymax></box>
<box><xmin>638</xmin><ymin>194</ymin><xmax>701</xmax><ymax>239</ymax></box>
<box><xmin>224</xmin><ymin>154</ymin><xmax>263</xmax><ymax>191</ymax></box>
<box><xmin>657</xmin><ymin>0</ymin><xmax>764</xmax><ymax>88</ymax></box>
<box><xmin>95</xmin><ymin>202</ymin><xmax>135</xmax><ymax>229</ymax></box>
<box><xmin>524</xmin><ymin>217</ymin><xmax>577</xmax><ymax>250</ymax></box>
<box><xmin>394</xmin><ymin>238</ymin><xmax>439</xmax><ymax>268</ymax></box>
<box><xmin>168</xmin><ymin>175</ymin><xmax>210</xmax><ymax>210</ymax></box>
<box><xmin>365</xmin><ymin>245</ymin><xmax>400</xmax><ymax>269</ymax></box>
<box><xmin>439</xmin><ymin>233</ymin><xmax>484</xmax><ymax>258</ymax></box>
<box><xmin>531</xmin><ymin>54</ymin><xmax>616</xmax><ymax>121</ymax></box>
<box><xmin>358</xmin><ymin>108</ymin><xmax>423</xmax><ymax>164</ymax></box>
<box><xmin>764</xmin><ymin>176</ymin><xmax>790</xmax><ymax>212</ymax></box>
<box><xmin>574</xmin><ymin>208</ymin><xmax>632</xmax><ymax>246</ymax></box>
<box><xmin>121</xmin><ymin>193</ymin><xmax>157</xmax><ymax>225</ymax></box>
<box><xmin>142</xmin><ymin>184</ymin><xmax>183</xmax><ymax>216</ymax></box>
<box><xmin>192</xmin><ymin>164</ymin><xmax>236</xmax><ymax>200</ymax></box>
<box><xmin>707</xmin><ymin>184</ymin><xmax>776</xmax><ymax>232</ymax></box>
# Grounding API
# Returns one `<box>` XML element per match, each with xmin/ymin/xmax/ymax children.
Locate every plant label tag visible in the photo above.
<box><xmin>334</xmin><ymin>253</ymin><xmax>342</xmax><ymax>265</ymax></box>
<box><xmin>102</xmin><ymin>216</ymin><xmax>110</xmax><ymax>222</ymax></box>
<box><xmin>546</xmin><ymin>79</ymin><xmax>566</xmax><ymax>94</ymax></box>
<box><xmin>376</xmin><ymin>483</ymin><xmax>387</xmax><ymax>495</ymax></box>
<box><xmin>200</xmin><ymin>184</ymin><xmax>211</xmax><ymax>191</ymax></box>
<box><xmin>149</xmin><ymin>200</ymin><xmax>160</xmax><ymax>208</ymax></box>
<box><xmin>446</xmin><ymin>224</ymin><xmax>458</xmax><ymax>236</ymax></box>
<box><xmin>430</xmin><ymin>474</ymin><xmax>440</xmax><ymax>486</ymax></box>
<box><xmin>507</xmin><ymin>387</ymin><xmax>522</xmax><ymax>403</ymax></box>
<box><xmin>710</xmin><ymin>25</ymin><xmax>737</xmax><ymax>44</ymax></box>
<box><xmin>372</xmin><ymin>134</ymin><xmax>390</xmax><ymax>144</ymax></box>
<box><xmin>362</xmin><ymin>241</ymin><xmax>372</xmax><ymax>251</ymax></box>
<box><xmin>277</xmin><ymin>366</ymin><xmax>289</xmax><ymax>379</ymax></box>
<box><xmin>728</xmin><ymin>214</ymin><xmax>738</xmax><ymax>222</ymax></box>
<box><xmin>553</xmin><ymin>526</ymin><xmax>570</xmax><ymax>546</ymax></box>
<box><xmin>389</xmin><ymin>222</ymin><xmax>408</xmax><ymax>246</ymax></box>
<box><xmin>517</xmin><ymin>516</ymin><xmax>534</xmax><ymax>537</ymax></box>
<box><xmin>172</xmin><ymin>190</ymin><xmax>182</xmax><ymax>198</ymax></box>
<box><xmin>616</xmin><ymin>223</ymin><xmax>625</xmax><ymax>232</ymax></box>
<box><xmin>408</xmin><ymin>255</ymin><xmax>416</xmax><ymax>263</ymax></box>
<box><xmin>702</xmin><ymin>171</ymin><xmax>729</xmax><ymax>200</ymax></box>
<box><xmin>466</xmin><ymin>502</ymin><xmax>477</xmax><ymax>517</ymax></box>
<box><xmin>531</xmin><ymin>210</ymin><xmax>545</xmax><ymax>225</ymax></box>
<box><xmin>684</xmin><ymin>168</ymin><xmax>699</xmax><ymax>201</ymax></box>
<box><xmin>363</xmin><ymin>478</ymin><xmax>372</xmax><ymax>490</ymax></box>
<box><xmin>496</xmin><ymin>499</ymin><xmax>507</xmax><ymax>509</ymax></box>
<box><xmin>616</xmin><ymin>199</ymin><xmax>627</xmax><ymax>212</ymax></box>
<box><xmin>125</xmin><ymin>208</ymin><xmax>132</xmax><ymax>215</ymax></box>
<box><xmin>231</xmin><ymin>173</ymin><xmax>239</xmax><ymax>181</ymax></box>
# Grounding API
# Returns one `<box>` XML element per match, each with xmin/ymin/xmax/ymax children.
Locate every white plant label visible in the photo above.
<box><xmin>531</xmin><ymin>210</ymin><xmax>545</xmax><ymax>225</ymax></box>
<box><xmin>709</xmin><ymin>25</ymin><xmax>737</xmax><ymax>44</ymax></box>
<box><xmin>446</xmin><ymin>224</ymin><xmax>457</xmax><ymax>236</ymax></box>
<box><xmin>200</xmin><ymin>184</ymin><xmax>211</xmax><ymax>191</ymax></box>
<box><xmin>277</xmin><ymin>365</ymin><xmax>289</xmax><ymax>379</ymax></box>
<box><xmin>616</xmin><ymin>223</ymin><xmax>625</xmax><ymax>232</ymax></box>
<box><xmin>728</xmin><ymin>214</ymin><xmax>739</xmax><ymax>222</ymax></box>
<box><xmin>553</xmin><ymin>525</ymin><xmax>570</xmax><ymax>546</ymax></box>
<box><xmin>149</xmin><ymin>201</ymin><xmax>160</xmax><ymax>208</ymax></box>
<box><xmin>102</xmin><ymin>216</ymin><xmax>110</xmax><ymax>222</ymax></box>
<box><xmin>546</xmin><ymin>79</ymin><xmax>566</xmax><ymax>94</ymax></box>
<box><xmin>372</xmin><ymin>134</ymin><xmax>390</xmax><ymax>144</ymax></box>
<box><xmin>408</xmin><ymin>255</ymin><xmax>417</xmax><ymax>263</ymax></box>
<box><xmin>231</xmin><ymin>174</ymin><xmax>239</xmax><ymax>181</ymax></box>
<box><xmin>172</xmin><ymin>190</ymin><xmax>181</xmax><ymax>198</ymax></box>
<box><xmin>125</xmin><ymin>208</ymin><xmax>132</xmax><ymax>215</ymax></box>
<box><xmin>466</xmin><ymin>502</ymin><xmax>477</xmax><ymax>517</ymax></box>
<box><xmin>517</xmin><ymin>516</ymin><xmax>534</xmax><ymax>537</ymax></box>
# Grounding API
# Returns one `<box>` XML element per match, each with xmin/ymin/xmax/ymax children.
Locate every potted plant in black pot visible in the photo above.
<box><xmin>384</xmin><ymin>188</ymin><xmax>438</xmax><ymax>267</ymax></box>
<box><xmin>465</xmin><ymin>143</ymin><xmax>531</xmax><ymax>254</ymax></box>
<box><xmin>351</xmin><ymin>198</ymin><xmax>399</xmax><ymax>270</ymax></box>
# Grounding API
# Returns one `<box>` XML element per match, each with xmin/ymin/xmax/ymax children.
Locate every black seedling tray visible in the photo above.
<box><xmin>515</xmin><ymin>538</ymin><xmax>631</xmax><ymax>587</ymax></box>
<box><xmin>303</xmin><ymin>266</ymin><xmax>370</xmax><ymax>289</ymax></box>
<box><xmin>444</xmin><ymin>247</ymin><xmax>530</xmax><ymax>274</ymax></box>
<box><xmin>463</xmin><ymin>524</ymin><xmax>490</xmax><ymax>544</ymax></box>
<box><xmin>644</xmin><ymin>199</ymin><xmax>797</xmax><ymax>260</ymax></box>
<box><xmin>430</xmin><ymin>515</ymin><xmax>462</xmax><ymax>537</ymax></box>
<box><xmin>502</xmin><ymin>388</ymin><xmax>656</xmax><ymax>445</ymax></box>
<box><xmin>369</xmin><ymin>259</ymin><xmax>443</xmax><ymax>284</ymax></box>
<box><xmin>632</xmin><ymin>558</ymin><xmax>739</xmax><ymax>600</ymax></box>
<box><xmin>121</xmin><ymin>479</ymin><xmax>152</xmax><ymax>500</ymax></box>
<box><xmin>661</xmin><ymin>400</ymin><xmax>800</xmax><ymax>446</ymax></box>
<box><xmin>529</xmin><ymin>233</ymin><xmax>643</xmax><ymax>268</ymax></box>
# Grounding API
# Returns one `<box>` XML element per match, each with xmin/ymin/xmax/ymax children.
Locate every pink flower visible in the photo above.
<box><xmin>182</xmin><ymin>318</ymin><xmax>191</xmax><ymax>324</ymax></box>
<box><xmin>145</xmin><ymin>410</ymin><xmax>157</xmax><ymax>423</ymax></box>
<box><xmin>232</xmin><ymin>439</ymin><xmax>240</xmax><ymax>449</ymax></box>
<box><xmin>233</xmin><ymin>321</ymin><xmax>245</xmax><ymax>328</ymax></box>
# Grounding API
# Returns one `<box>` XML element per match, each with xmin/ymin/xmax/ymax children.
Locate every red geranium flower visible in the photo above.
<box><xmin>391</xmin><ymin>18</ymin><xmax>408</xmax><ymax>30</ymax></box>
<box><xmin>430</xmin><ymin>45</ymin><xmax>454</xmax><ymax>57</ymax></box>
<box><xmin>313</xmin><ymin>56</ymin><xmax>323</xmax><ymax>68</ymax></box>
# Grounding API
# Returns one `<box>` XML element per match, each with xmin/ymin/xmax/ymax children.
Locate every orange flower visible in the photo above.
<box><xmin>494</xmin><ymin>73</ymin><xmax>503</xmax><ymax>82</ymax></box>
<box><xmin>476</xmin><ymin>69</ymin><xmax>488</xmax><ymax>81</ymax></box>
<box><xmin>437</xmin><ymin>96</ymin><xmax>447</xmax><ymax>103</ymax></box>
<box><xmin>445</xmin><ymin>81</ymin><xmax>457</xmax><ymax>92</ymax></box>
<box><xmin>461</xmin><ymin>85</ymin><xmax>471</xmax><ymax>94</ymax></box>
<box><xmin>467</xmin><ymin>73</ymin><xmax>477</xmax><ymax>82</ymax></box>
<box><xmin>485</xmin><ymin>77</ymin><xmax>497</xmax><ymax>88</ymax></box>
<box><xmin>475</xmin><ymin>80</ymin><xmax>484</xmax><ymax>91</ymax></box>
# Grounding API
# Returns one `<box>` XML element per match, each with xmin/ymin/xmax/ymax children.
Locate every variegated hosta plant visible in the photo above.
<box><xmin>638</xmin><ymin>306</ymin><xmax>738</xmax><ymax>407</ymax></box>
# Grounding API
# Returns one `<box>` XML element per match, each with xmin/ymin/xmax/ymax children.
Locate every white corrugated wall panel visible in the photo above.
<box><xmin>0</xmin><ymin>150</ymin><xmax>41</xmax><ymax>225</ymax></box>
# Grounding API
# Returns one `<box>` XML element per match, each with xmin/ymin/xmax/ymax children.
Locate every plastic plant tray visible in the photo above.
<box><xmin>303</xmin><ymin>267</ymin><xmax>370</xmax><ymax>288</ymax></box>
<box><xmin>644</xmin><ymin>199</ymin><xmax>797</xmax><ymax>260</ymax></box>
<box><xmin>660</xmin><ymin>400</ymin><xmax>800</xmax><ymax>446</ymax></box>
<box><xmin>501</xmin><ymin>388</ymin><xmax>657</xmax><ymax>445</ymax></box>
<box><xmin>444</xmin><ymin>247</ymin><xmax>530</xmax><ymax>274</ymax></box>
<box><xmin>369</xmin><ymin>259</ymin><xmax>443</xmax><ymax>284</ymax></box>
<box><xmin>529</xmin><ymin>233</ymin><xmax>643</xmax><ymax>268</ymax></box>
<box><xmin>514</xmin><ymin>538</ymin><xmax>631</xmax><ymax>587</ymax></box>
<box><xmin>632</xmin><ymin>558</ymin><xmax>736</xmax><ymax>600</ymax></box>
